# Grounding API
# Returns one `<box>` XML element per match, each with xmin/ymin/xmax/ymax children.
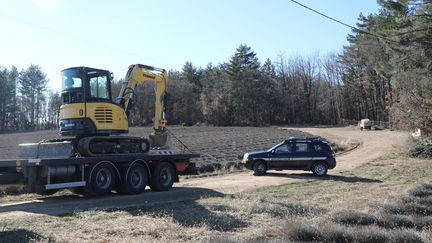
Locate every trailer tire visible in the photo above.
<box><xmin>119</xmin><ymin>163</ymin><xmax>148</xmax><ymax>194</ymax></box>
<box><xmin>150</xmin><ymin>162</ymin><xmax>174</xmax><ymax>191</ymax></box>
<box><xmin>88</xmin><ymin>163</ymin><xmax>116</xmax><ymax>195</ymax></box>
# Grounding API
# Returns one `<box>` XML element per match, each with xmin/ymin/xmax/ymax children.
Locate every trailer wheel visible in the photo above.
<box><xmin>88</xmin><ymin>163</ymin><xmax>116</xmax><ymax>195</ymax></box>
<box><xmin>120</xmin><ymin>163</ymin><xmax>149</xmax><ymax>194</ymax></box>
<box><xmin>150</xmin><ymin>162</ymin><xmax>174</xmax><ymax>191</ymax></box>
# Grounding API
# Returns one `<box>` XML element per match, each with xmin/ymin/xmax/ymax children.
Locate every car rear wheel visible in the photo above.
<box><xmin>312</xmin><ymin>162</ymin><xmax>328</xmax><ymax>176</ymax></box>
<box><xmin>253</xmin><ymin>161</ymin><xmax>267</xmax><ymax>176</ymax></box>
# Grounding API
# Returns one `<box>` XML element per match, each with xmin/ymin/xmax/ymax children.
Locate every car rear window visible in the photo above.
<box><xmin>314</xmin><ymin>143</ymin><xmax>330</xmax><ymax>152</ymax></box>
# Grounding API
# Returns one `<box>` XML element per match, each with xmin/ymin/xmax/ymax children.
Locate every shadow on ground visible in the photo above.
<box><xmin>0</xmin><ymin>186</ymin><xmax>250</xmax><ymax>233</ymax></box>
<box><xmin>264</xmin><ymin>172</ymin><xmax>382</xmax><ymax>183</ymax></box>
<box><xmin>0</xmin><ymin>187</ymin><xmax>248</xmax><ymax>232</ymax></box>
<box><xmin>0</xmin><ymin>229</ymin><xmax>51</xmax><ymax>243</ymax></box>
<box><xmin>124</xmin><ymin>198</ymin><xmax>249</xmax><ymax>231</ymax></box>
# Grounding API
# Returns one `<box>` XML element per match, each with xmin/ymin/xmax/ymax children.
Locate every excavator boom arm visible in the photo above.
<box><xmin>116</xmin><ymin>64</ymin><xmax>168</xmax><ymax>147</ymax></box>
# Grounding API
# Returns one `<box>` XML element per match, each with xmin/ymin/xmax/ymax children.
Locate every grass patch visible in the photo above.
<box><xmin>408</xmin><ymin>138</ymin><xmax>432</xmax><ymax>158</ymax></box>
<box><xmin>0</xmin><ymin>184</ymin><xmax>27</xmax><ymax>197</ymax></box>
<box><xmin>333</xmin><ymin>211</ymin><xmax>378</xmax><ymax>226</ymax></box>
<box><xmin>0</xmin><ymin>134</ymin><xmax>431</xmax><ymax>242</ymax></box>
<box><xmin>283</xmin><ymin>220</ymin><xmax>424</xmax><ymax>243</ymax></box>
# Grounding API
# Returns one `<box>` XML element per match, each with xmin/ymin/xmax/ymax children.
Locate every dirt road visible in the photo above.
<box><xmin>0</xmin><ymin>127</ymin><xmax>408</xmax><ymax>218</ymax></box>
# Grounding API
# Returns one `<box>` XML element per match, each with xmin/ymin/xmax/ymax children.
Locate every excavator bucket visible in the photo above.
<box><xmin>149</xmin><ymin>132</ymin><xmax>168</xmax><ymax>148</ymax></box>
<box><xmin>19</xmin><ymin>141</ymin><xmax>75</xmax><ymax>159</ymax></box>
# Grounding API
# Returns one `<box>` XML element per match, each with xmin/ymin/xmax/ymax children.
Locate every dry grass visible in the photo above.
<box><xmin>0</xmin><ymin>130</ymin><xmax>431</xmax><ymax>242</ymax></box>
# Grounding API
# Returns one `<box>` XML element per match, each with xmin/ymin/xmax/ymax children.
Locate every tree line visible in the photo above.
<box><xmin>1</xmin><ymin>0</ymin><xmax>430</xmax><ymax>133</ymax></box>
<box><xmin>0</xmin><ymin>64</ymin><xmax>61</xmax><ymax>132</ymax></box>
<box><xmin>122</xmin><ymin>49</ymin><xmax>346</xmax><ymax>127</ymax></box>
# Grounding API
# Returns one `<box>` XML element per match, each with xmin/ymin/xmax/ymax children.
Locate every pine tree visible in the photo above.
<box><xmin>199</xmin><ymin>63</ymin><xmax>230</xmax><ymax>125</ymax></box>
<box><xmin>19</xmin><ymin>64</ymin><xmax>48</xmax><ymax>131</ymax></box>
<box><xmin>227</xmin><ymin>44</ymin><xmax>262</xmax><ymax>125</ymax></box>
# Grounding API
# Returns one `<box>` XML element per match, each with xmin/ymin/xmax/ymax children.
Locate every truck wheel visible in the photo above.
<box><xmin>312</xmin><ymin>162</ymin><xmax>328</xmax><ymax>176</ymax></box>
<box><xmin>120</xmin><ymin>163</ymin><xmax>148</xmax><ymax>194</ymax></box>
<box><xmin>253</xmin><ymin>161</ymin><xmax>267</xmax><ymax>176</ymax></box>
<box><xmin>88</xmin><ymin>163</ymin><xmax>116</xmax><ymax>195</ymax></box>
<box><xmin>150</xmin><ymin>162</ymin><xmax>174</xmax><ymax>191</ymax></box>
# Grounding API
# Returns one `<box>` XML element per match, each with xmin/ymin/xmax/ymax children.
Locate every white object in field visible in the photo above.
<box><xmin>359</xmin><ymin>119</ymin><xmax>372</xmax><ymax>130</ymax></box>
<box><xmin>411</xmin><ymin>128</ymin><xmax>421</xmax><ymax>138</ymax></box>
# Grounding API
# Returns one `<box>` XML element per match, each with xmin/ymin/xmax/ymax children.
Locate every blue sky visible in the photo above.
<box><xmin>0</xmin><ymin>0</ymin><xmax>380</xmax><ymax>92</ymax></box>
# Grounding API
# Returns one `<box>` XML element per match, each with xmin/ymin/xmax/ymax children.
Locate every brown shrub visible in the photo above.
<box><xmin>409</xmin><ymin>186</ymin><xmax>432</xmax><ymax>198</ymax></box>
<box><xmin>333</xmin><ymin>211</ymin><xmax>378</xmax><ymax>226</ymax></box>
<box><xmin>387</xmin><ymin>229</ymin><xmax>423</xmax><ymax>243</ymax></box>
<box><xmin>378</xmin><ymin>214</ymin><xmax>415</xmax><ymax>228</ymax></box>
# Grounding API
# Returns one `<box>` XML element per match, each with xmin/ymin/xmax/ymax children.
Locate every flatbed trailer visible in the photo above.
<box><xmin>0</xmin><ymin>149</ymin><xmax>199</xmax><ymax>196</ymax></box>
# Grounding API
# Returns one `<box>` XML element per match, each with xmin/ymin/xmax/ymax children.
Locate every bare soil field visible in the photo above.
<box><xmin>0</xmin><ymin>126</ymin><xmax>430</xmax><ymax>242</ymax></box>
<box><xmin>0</xmin><ymin>126</ymin><xmax>310</xmax><ymax>172</ymax></box>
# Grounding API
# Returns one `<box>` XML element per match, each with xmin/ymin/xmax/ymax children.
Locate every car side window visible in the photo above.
<box><xmin>314</xmin><ymin>144</ymin><xmax>323</xmax><ymax>151</ymax></box>
<box><xmin>295</xmin><ymin>142</ymin><xmax>309</xmax><ymax>152</ymax></box>
<box><xmin>274</xmin><ymin>144</ymin><xmax>293</xmax><ymax>154</ymax></box>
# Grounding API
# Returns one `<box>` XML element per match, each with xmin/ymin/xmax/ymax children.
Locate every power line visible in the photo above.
<box><xmin>0</xmin><ymin>12</ymin><xmax>179</xmax><ymax>69</ymax></box>
<box><xmin>287</xmin><ymin>0</ymin><xmax>410</xmax><ymax>46</ymax></box>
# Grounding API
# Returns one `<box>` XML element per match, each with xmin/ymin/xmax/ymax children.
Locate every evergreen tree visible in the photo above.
<box><xmin>0</xmin><ymin>67</ymin><xmax>19</xmax><ymax>131</ymax></box>
<box><xmin>260</xmin><ymin>59</ymin><xmax>278</xmax><ymax>124</ymax></box>
<box><xmin>227</xmin><ymin>44</ymin><xmax>262</xmax><ymax>125</ymax></box>
<box><xmin>181</xmin><ymin>62</ymin><xmax>202</xmax><ymax>92</ymax></box>
<box><xmin>19</xmin><ymin>64</ymin><xmax>48</xmax><ymax>130</ymax></box>
<box><xmin>199</xmin><ymin>63</ymin><xmax>230</xmax><ymax>125</ymax></box>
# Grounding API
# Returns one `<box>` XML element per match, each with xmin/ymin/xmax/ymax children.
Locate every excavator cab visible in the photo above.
<box><xmin>59</xmin><ymin>67</ymin><xmax>129</xmax><ymax>136</ymax></box>
<box><xmin>61</xmin><ymin>67</ymin><xmax>112</xmax><ymax>104</ymax></box>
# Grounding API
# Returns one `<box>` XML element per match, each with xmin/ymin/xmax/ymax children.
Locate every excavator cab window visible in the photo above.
<box><xmin>87</xmin><ymin>71</ymin><xmax>112</xmax><ymax>101</ymax></box>
<box><xmin>89</xmin><ymin>74</ymin><xmax>110</xmax><ymax>99</ymax></box>
<box><xmin>62</xmin><ymin>70</ymin><xmax>82</xmax><ymax>90</ymax></box>
<box><xmin>61</xmin><ymin>68</ymin><xmax>112</xmax><ymax>104</ymax></box>
<box><xmin>62</xmin><ymin>69</ymin><xmax>84</xmax><ymax>104</ymax></box>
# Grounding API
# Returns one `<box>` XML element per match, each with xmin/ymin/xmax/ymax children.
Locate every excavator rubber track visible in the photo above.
<box><xmin>19</xmin><ymin>137</ymin><xmax>150</xmax><ymax>159</ymax></box>
<box><xmin>76</xmin><ymin>136</ymin><xmax>150</xmax><ymax>157</ymax></box>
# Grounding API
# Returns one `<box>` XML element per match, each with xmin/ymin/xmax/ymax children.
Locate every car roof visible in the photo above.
<box><xmin>284</xmin><ymin>137</ymin><xmax>327</xmax><ymax>143</ymax></box>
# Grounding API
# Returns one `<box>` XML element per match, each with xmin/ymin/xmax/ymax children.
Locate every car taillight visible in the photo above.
<box><xmin>330</xmin><ymin>148</ymin><xmax>336</xmax><ymax>157</ymax></box>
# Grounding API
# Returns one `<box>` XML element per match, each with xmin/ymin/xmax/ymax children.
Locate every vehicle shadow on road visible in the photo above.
<box><xmin>124</xmin><ymin>194</ymin><xmax>249</xmax><ymax>231</ymax></box>
<box><xmin>0</xmin><ymin>187</ymin><xmax>249</xmax><ymax>231</ymax></box>
<box><xmin>0</xmin><ymin>228</ymin><xmax>49</xmax><ymax>242</ymax></box>
<box><xmin>264</xmin><ymin>172</ymin><xmax>382</xmax><ymax>183</ymax></box>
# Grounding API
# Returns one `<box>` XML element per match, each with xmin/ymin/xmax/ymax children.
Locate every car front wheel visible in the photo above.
<box><xmin>253</xmin><ymin>160</ymin><xmax>267</xmax><ymax>176</ymax></box>
<box><xmin>312</xmin><ymin>162</ymin><xmax>328</xmax><ymax>176</ymax></box>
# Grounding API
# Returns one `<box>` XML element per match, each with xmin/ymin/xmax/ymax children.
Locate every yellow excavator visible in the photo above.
<box><xmin>57</xmin><ymin>64</ymin><xmax>169</xmax><ymax>156</ymax></box>
<box><xmin>21</xmin><ymin>64</ymin><xmax>169</xmax><ymax>158</ymax></box>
